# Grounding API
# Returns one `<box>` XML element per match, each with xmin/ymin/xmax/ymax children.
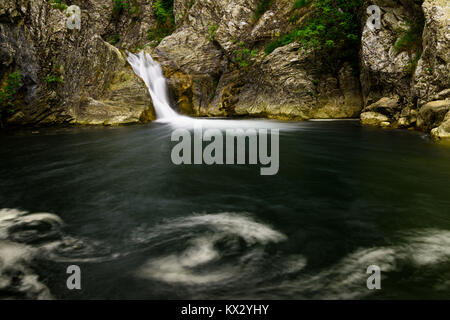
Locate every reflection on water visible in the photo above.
<box><xmin>0</xmin><ymin>120</ymin><xmax>450</xmax><ymax>299</ymax></box>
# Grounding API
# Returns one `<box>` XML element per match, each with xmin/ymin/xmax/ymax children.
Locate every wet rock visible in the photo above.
<box><xmin>417</xmin><ymin>100</ymin><xmax>450</xmax><ymax>130</ymax></box>
<box><xmin>413</xmin><ymin>0</ymin><xmax>450</xmax><ymax>105</ymax></box>
<box><xmin>0</xmin><ymin>0</ymin><xmax>155</xmax><ymax>126</ymax></box>
<box><xmin>360</xmin><ymin>0</ymin><xmax>423</xmax><ymax>107</ymax></box>
<box><xmin>231</xmin><ymin>44</ymin><xmax>362</xmax><ymax>120</ymax></box>
<box><xmin>360</xmin><ymin>111</ymin><xmax>390</xmax><ymax>126</ymax></box>
<box><xmin>431</xmin><ymin>111</ymin><xmax>450</xmax><ymax>140</ymax></box>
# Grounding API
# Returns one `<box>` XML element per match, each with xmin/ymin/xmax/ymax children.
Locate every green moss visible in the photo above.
<box><xmin>404</xmin><ymin>51</ymin><xmax>422</xmax><ymax>75</ymax></box>
<box><xmin>47</xmin><ymin>0</ymin><xmax>68</xmax><ymax>11</ymax></box>
<box><xmin>292</xmin><ymin>0</ymin><xmax>311</xmax><ymax>10</ymax></box>
<box><xmin>264</xmin><ymin>0</ymin><xmax>363</xmax><ymax>71</ymax></box>
<box><xmin>265</xmin><ymin>32</ymin><xmax>296</xmax><ymax>55</ymax></box>
<box><xmin>233</xmin><ymin>42</ymin><xmax>258</xmax><ymax>68</ymax></box>
<box><xmin>109</xmin><ymin>34</ymin><xmax>121</xmax><ymax>46</ymax></box>
<box><xmin>112</xmin><ymin>0</ymin><xmax>130</xmax><ymax>20</ymax></box>
<box><xmin>111</xmin><ymin>0</ymin><xmax>141</xmax><ymax>21</ymax></box>
<box><xmin>45</xmin><ymin>75</ymin><xmax>64</xmax><ymax>84</ymax></box>
<box><xmin>394</xmin><ymin>18</ymin><xmax>424</xmax><ymax>54</ymax></box>
<box><xmin>208</xmin><ymin>24</ymin><xmax>218</xmax><ymax>41</ymax></box>
<box><xmin>0</xmin><ymin>71</ymin><xmax>22</xmax><ymax>120</ymax></box>
<box><xmin>147</xmin><ymin>0</ymin><xmax>175</xmax><ymax>47</ymax></box>
<box><xmin>253</xmin><ymin>0</ymin><xmax>273</xmax><ymax>23</ymax></box>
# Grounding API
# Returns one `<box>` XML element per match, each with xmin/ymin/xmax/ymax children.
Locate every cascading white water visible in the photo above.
<box><xmin>127</xmin><ymin>52</ymin><xmax>180</xmax><ymax>120</ymax></box>
<box><xmin>127</xmin><ymin>51</ymin><xmax>299</xmax><ymax>131</ymax></box>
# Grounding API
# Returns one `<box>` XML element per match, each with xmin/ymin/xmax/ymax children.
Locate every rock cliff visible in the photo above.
<box><xmin>359</xmin><ymin>0</ymin><xmax>450</xmax><ymax>139</ymax></box>
<box><xmin>0</xmin><ymin>0</ymin><xmax>448</xmax><ymax>139</ymax></box>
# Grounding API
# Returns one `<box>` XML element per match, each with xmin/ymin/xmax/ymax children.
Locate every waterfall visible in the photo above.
<box><xmin>127</xmin><ymin>51</ymin><xmax>297</xmax><ymax>131</ymax></box>
<box><xmin>127</xmin><ymin>52</ymin><xmax>179</xmax><ymax>121</ymax></box>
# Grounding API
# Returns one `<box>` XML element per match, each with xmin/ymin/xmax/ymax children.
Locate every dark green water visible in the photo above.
<box><xmin>1</xmin><ymin>120</ymin><xmax>450</xmax><ymax>299</ymax></box>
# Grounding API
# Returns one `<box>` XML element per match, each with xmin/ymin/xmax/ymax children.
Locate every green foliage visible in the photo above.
<box><xmin>393</xmin><ymin>17</ymin><xmax>424</xmax><ymax>75</ymax></box>
<box><xmin>253</xmin><ymin>0</ymin><xmax>273</xmax><ymax>23</ymax></box>
<box><xmin>292</xmin><ymin>0</ymin><xmax>311</xmax><ymax>10</ymax></box>
<box><xmin>112</xmin><ymin>0</ymin><xmax>130</xmax><ymax>20</ymax></box>
<box><xmin>265</xmin><ymin>0</ymin><xmax>363</xmax><ymax>70</ymax></box>
<box><xmin>404</xmin><ymin>51</ymin><xmax>422</xmax><ymax>74</ymax></box>
<box><xmin>233</xmin><ymin>42</ymin><xmax>258</xmax><ymax>68</ymax></box>
<box><xmin>129</xmin><ymin>5</ymin><xmax>140</xmax><ymax>15</ymax></box>
<box><xmin>394</xmin><ymin>18</ymin><xmax>424</xmax><ymax>54</ymax></box>
<box><xmin>264</xmin><ymin>32</ymin><xmax>296</xmax><ymax>55</ymax></box>
<box><xmin>148</xmin><ymin>0</ymin><xmax>175</xmax><ymax>47</ymax></box>
<box><xmin>48</xmin><ymin>0</ymin><xmax>68</xmax><ymax>11</ymax></box>
<box><xmin>153</xmin><ymin>0</ymin><xmax>173</xmax><ymax>23</ymax></box>
<box><xmin>45</xmin><ymin>75</ymin><xmax>64</xmax><ymax>84</ymax></box>
<box><xmin>111</xmin><ymin>0</ymin><xmax>141</xmax><ymax>21</ymax></box>
<box><xmin>0</xmin><ymin>71</ymin><xmax>22</xmax><ymax>117</ymax></box>
<box><xmin>109</xmin><ymin>34</ymin><xmax>121</xmax><ymax>46</ymax></box>
<box><xmin>208</xmin><ymin>24</ymin><xmax>218</xmax><ymax>41</ymax></box>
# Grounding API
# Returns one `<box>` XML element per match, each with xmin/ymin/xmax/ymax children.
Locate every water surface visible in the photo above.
<box><xmin>1</xmin><ymin>120</ymin><xmax>449</xmax><ymax>299</ymax></box>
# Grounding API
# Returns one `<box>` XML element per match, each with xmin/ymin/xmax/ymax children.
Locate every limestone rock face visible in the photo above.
<box><xmin>229</xmin><ymin>44</ymin><xmax>361</xmax><ymax>120</ymax></box>
<box><xmin>1</xmin><ymin>0</ymin><xmax>448</xmax><ymax>134</ymax></box>
<box><xmin>417</xmin><ymin>99</ymin><xmax>450</xmax><ymax>131</ymax></box>
<box><xmin>0</xmin><ymin>0</ymin><xmax>155</xmax><ymax>126</ymax></box>
<box><xmin>360</xmin><ymin>111</ymin><xmax>390</xmax><ymax>127</ymax></box>
<box><xmin>360</xmin><ymin>0</ymin><xmax>423</xmax><ymax>107</ymax></box>
<box><xmin>431</xmin><ymin>111</ymin><xmax>450</xmax><ymax>140</ymax></box>
<box><xmin>359</xmin><ymin>0</ymin><xmax>450</xmax><ymax>137</ymax></box>
<box><xmin>413</xmin><ymin>0</ymin><xmax>450</xmax><ymax>105</ymax></box>
<box><xmin>158</xmin><ymin>0</ymin><xmax>362</xmax><ymax>120</ymax></box>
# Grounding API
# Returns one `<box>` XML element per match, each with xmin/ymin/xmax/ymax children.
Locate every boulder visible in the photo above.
<box><xmin>417</xmin><ymin>100</ymin><xmax>450</xmax><ymax>130</ymax></box>
<box><xmin>430</xmin><ymin>111</ymin><xmax>450</xmax><ymax>140</ymax></box>
<box><xmin>360</xmin><ymin>111</ymin><xmax>390</xmax><ymax>126</ymax></box>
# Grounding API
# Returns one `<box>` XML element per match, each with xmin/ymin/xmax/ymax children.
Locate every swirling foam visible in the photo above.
<box><xmin>136</xmin><ymin>213</ymin><xmax>291</xmax><ymax>285</ymax></box>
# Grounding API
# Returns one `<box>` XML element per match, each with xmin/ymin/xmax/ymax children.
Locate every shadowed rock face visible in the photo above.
<box><xmin>0</xmin><ymin>0</ymin><xmax>155</xmax><ymax>126</ymax></box>
<box><xmin>0</xmin><ymin>0</ymin><xmax>448</xmax><ymax>135</ymax></box>
<box><xmin>154</xmin><ymin>0</ymin><xmax>362</xmax><ymax>120</ymax></box>
<box><xmin>359</xmin><ymin>0</ymin><xmax>450</xmax><ymax>138</ymax></box>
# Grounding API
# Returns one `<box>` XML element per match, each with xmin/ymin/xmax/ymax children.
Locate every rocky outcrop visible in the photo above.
<box><xmin>1</xmin><ymin>0</ymin><xmax>155</xmax><ymax>126</ymax></box>
<box><xmin>1</xmin><ymin>0</ymin><xmax>448</xmax><ymax>135</ymax></box>
<box><xmin>359</xmin><ymin>0</ymin><xmax>450</xmax><ymax>139</ymax></box>
<box><xmin>431</xmin><ymin>111</ymin><xmax>450</xmax><ymax>140</ymax></box>
<box><xmin>413</xmin><ymin>0</ymin><xmax>450</xmax><ymax>106</ymax></box>
<box><xmin>155</xmin><ymin>0</ymin><xmax>362</xmax><ymax>120</ymax></box>
<box><xmin>223</xmin><ymin>44</ymin><xmax>361</xmax><ymax>120</ymax></box>
<box><xmin>360</xmin><ymin>0</ymin><xmax>423</xmax><ymax>107</ymax></box>
<box><xmin>417</xmin><ymin>99</ymin><xmax>450</xmax><ymax>130</ymax></box>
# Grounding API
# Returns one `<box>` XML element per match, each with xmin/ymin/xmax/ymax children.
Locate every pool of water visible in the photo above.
<box><xmin>1</xmin><ymin>120</ymin><xmax>449</xmax><ymax>299</ymax></box>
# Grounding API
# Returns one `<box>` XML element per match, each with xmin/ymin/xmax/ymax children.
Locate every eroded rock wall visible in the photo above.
<box><xmin>154</xmin><ymin>0</ymin><xmax>362</xmax><ymax>120</ymax></box>
<box><xmin>359</xmin><ymin>0</ymin><xmax>450</xmax><ymax>139</ymax></box>
<box><xmin>0</xmin><ymin>0</ymin><xmax>155</xmax><ymax>126</ymax></box>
